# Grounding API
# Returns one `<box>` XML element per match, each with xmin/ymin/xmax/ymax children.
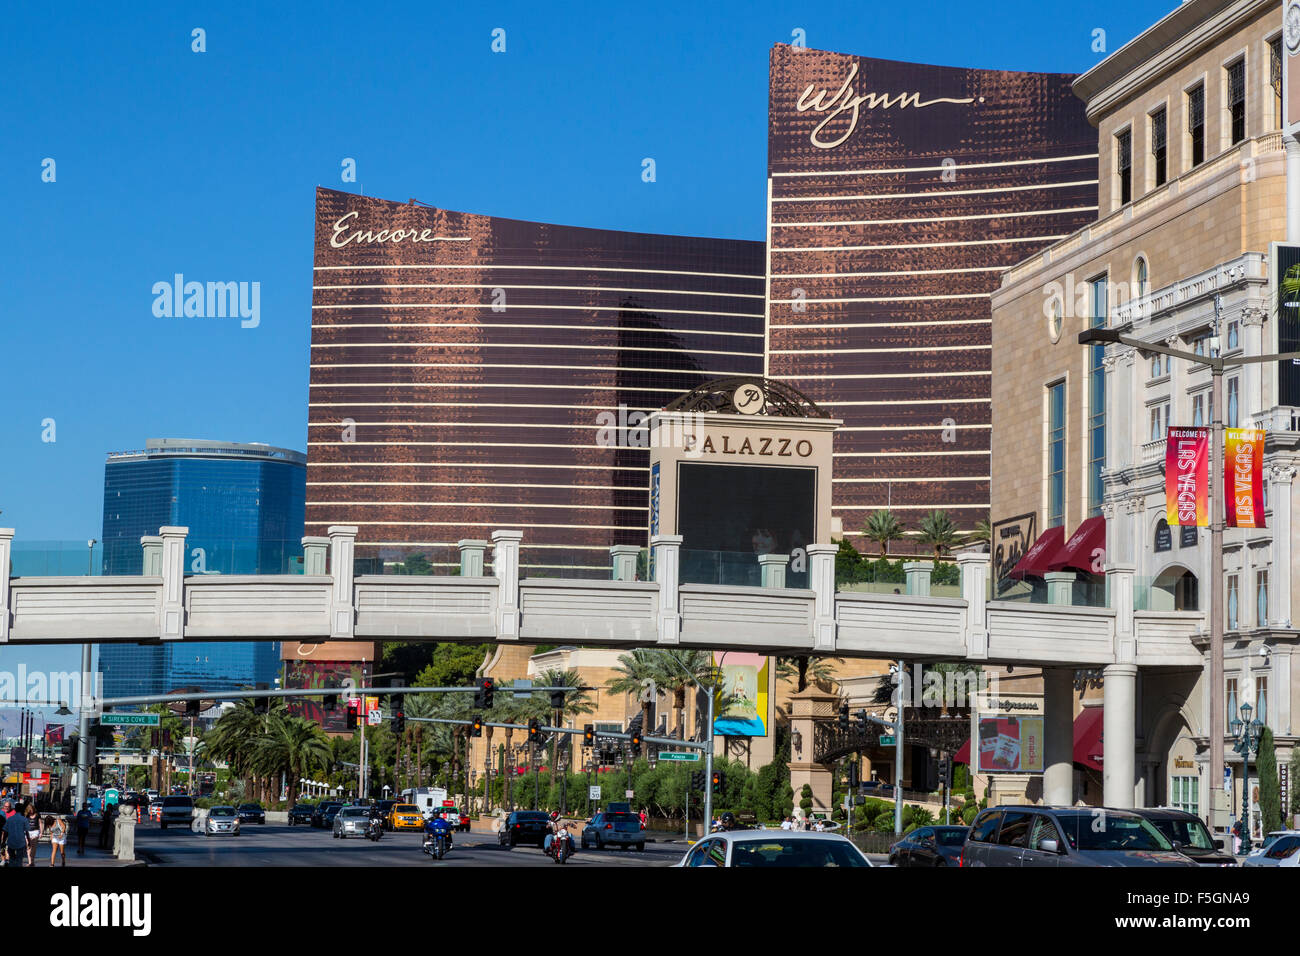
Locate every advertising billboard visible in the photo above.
<box><xmin>712</xmin><ymin>652</ymin><xmax>770</xmax><ymax>738</ymax></box>
<box><xmin>975</xmin><ymin>715</ymin><xmax>1044</xmax><ymax>773</ymax></box>
<box><xmin>284</xmin><ymin>659</ymin><xmax>371</xmax><ymax>733</ymax></box>
<box><xmin>1272</xmin><ymin>242</ymin><xmax>1300</xmax><ymax>405</ymax></box>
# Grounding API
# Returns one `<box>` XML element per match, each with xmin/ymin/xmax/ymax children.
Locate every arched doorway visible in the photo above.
<box><xmin>1151</xmin><ymin>565</ymin><xmax>1198</xmax><ymax>611</ymax></box>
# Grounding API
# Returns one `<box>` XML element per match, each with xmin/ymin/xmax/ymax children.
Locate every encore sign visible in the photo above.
<box><xmin>1165</xmin><ymin>427</ymin><xmax>1208</xmax><ymax>527</ymax></box>
<box><xmin>1225</xmin><ymin>428</ymin><xmax>1266</xmax><ymax>528</ymax></box>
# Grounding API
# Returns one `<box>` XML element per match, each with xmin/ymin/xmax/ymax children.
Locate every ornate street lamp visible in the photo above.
<box><xmin>1229</xmin><ymin>701</ymin><xmax>1264</xmax><ymax>854</ymax></box>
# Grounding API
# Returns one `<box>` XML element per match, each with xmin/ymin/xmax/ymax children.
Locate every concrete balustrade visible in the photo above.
<box><xmin>758</xmin><ymin>552</ymin><xmax>789</xmax><ymax>589</ymax></box>
<box><xmin>903</xmin><ymin>560</ymin><xmax>933</xmax><ymax>596</ymax></box>
<box><xmin>458</xmin><ymin>539</ymin><xmax>488</xmax><ymax>577</ymax></box>
<box><xmin>610</xmin><ymin>545</ymin><xmax>640</xmax><ymax>583</ymax></box>
<box><xmin>302</xmin><ymin>537</ymin><xmax>329</xmax><ymax>576</ymax></box>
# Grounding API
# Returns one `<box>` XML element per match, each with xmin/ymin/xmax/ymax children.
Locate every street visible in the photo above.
<box><xmin>133</xmin><ymin>823</ymin><xmax>683</xmax><ymax>868</ymax></box>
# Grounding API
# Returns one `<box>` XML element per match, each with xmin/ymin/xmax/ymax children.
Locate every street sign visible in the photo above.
<box><xmin>625</xmin><ymin>789</ymin><xmax>634</xmax><ymax>798</ymax></box>
<box><xmin>100</xmin><ymin>713</ymin><xmax>160</xmax><ymax>727</ymax></box>
<box><xmin>879</xmin><ymin>735</ymin><xmax>895</xmax><ymax>746</ymax></box>
<box><xmin>657</xmin><ymin>751</ymin><xmax>700</xmax><ymax>761</ymax></box>
<box><xmin>512</xmin><ymin>678</ymin><xmax>533</xmax><ymax>699</ymax></box>
<box><xmin>588</xmin><ymin>785</ymin><xmax>601</xmax><ymax>800</ymax></box>
<box><xmin>367</xmin><ymin>709</ymin><xmax>382</xmax><ymax>727</ymax></box>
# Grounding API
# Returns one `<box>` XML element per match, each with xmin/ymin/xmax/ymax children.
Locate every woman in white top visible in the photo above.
<box><xmin>46</xmin><ymin>815</ymin><xmax>67</xmax><ymax>867</ymax></box>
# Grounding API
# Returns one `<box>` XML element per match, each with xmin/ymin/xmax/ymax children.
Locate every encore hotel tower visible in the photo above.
<box><xmin>766</xmin><ymin>45</ymin><xmax>1098</xmax><ymax>550</ymax></box>
<box><xmin>308</xmin><ymin>188</ymin><xmax>764</xmax><ymax>572</ymax></box>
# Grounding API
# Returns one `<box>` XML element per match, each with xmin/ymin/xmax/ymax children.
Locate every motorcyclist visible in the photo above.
<box><xmin>718</xmin><ymin>811</ymin><xmax>742</xmax><ymax>832</ymax></box>
<box><xmin>424</xmin><ymin>812</ymin><xmax>453</xmax><ymax>853</ymax></box>
<box><xmin>367</xmin><ymin>803</ymin><xmax>385</xmax><ymax>833</ymax></box>
<box><xmin>544</xmin><ymin>812</ymin><xmax>573</xmax><ymax>857</ymax></box>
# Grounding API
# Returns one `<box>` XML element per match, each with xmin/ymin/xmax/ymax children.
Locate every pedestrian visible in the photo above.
<box><xmin>639</xmin><ymin>807</ymin><xmax>647</xmax><ymax>827</ymax></box>
<box><xmin>98</xmin><ymin>804</ymin><xmax>112</xmax><ymax>850</ymax></box>
<box><xmin>780</xmin><ymin>815</ymin><xmax>792</xmax><ymax>831</ymax></box>
<box><xmin>47</xmin><ymin>815</ymin><xmax>66</xmax><ymax>867</ymax></box>
<box><xmin>1231</xmin><ymin>818</ymin><xmax>1243</xmax><ymax>855</ymax></box>
<box><xmin>75</xmin><ymin>802</ymin><xmax>92</xmax><ymax>855</ymax></box>
<box><xmin>24</xmin><ymin>805</ymin><xmax>41</xmax><ymax>867</ymax></box>
<box><xmin>3</xmin><ymin>805</ymin><xmax>28</xmax><ymax>867</ymax></box>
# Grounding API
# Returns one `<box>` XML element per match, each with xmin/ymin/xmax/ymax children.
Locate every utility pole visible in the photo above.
<box><xmin>75</xmin><ymin>538</ymin><xmax>95</xmax><ymax>811</ymax></box>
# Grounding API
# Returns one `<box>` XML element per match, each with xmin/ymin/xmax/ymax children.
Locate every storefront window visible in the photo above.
<box><xmin>1170</xmin><ymin>775</ymin><xmax>1199</xmax><ymax>815</ymax></box>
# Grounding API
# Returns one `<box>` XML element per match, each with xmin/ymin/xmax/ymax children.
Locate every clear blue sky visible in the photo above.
<box><xmin>2</xmin><ymin>0</ymin><xmax>1175</xmax><ymax>687</ymax></box>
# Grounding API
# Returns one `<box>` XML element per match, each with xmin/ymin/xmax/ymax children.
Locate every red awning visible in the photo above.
<box><xmin>1073</xmin><ymin>707</ymin><xmax>1103</xmax><ymax>771</ymax></box>
<box><xmin>1046</xmin><ymin>516</ymin><xmax>1106</xmax><ymax>575</ymax></box>
<box><xmin>954</xmin><ymin>738</ymin><xmax>971</xmax><ymax>764</ymax></box>
<box><xmin>1006</xmin><ymin>525</ymin><xmax>1066</xmax><ymax>580</ymax></box>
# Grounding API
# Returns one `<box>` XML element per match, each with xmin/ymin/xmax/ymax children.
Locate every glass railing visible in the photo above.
<box><xmin>679</xmin><ymin>549</ymin><xmax>810</xmax><ymax>589</ymax></box>
<box><xmin>839</xmin><ymin>580</ymin><xmax>963</xmax><ymax>599</ymax></box>
<box><xmin>354</xmin><ymin>545</ymin><xmax>462</xmax><ymax>577</ymax></box>
<box><xmin>991</xmin><ymin>574</ymin><xmax>1111</xmax><ymax>608</ymax></box>
<box><xmin>10</xmin><ymin>539</ymin><xmax>306</xmax><ymax>576</ymax></box>
<box><xmin>9</xmin><ymin>541</ymin><xmax>104</xmax><ymax>576</ymax></box>
<box><xmin>521</xmin><ymin>549</ymin><xmax>646</xmax><ymax>581</ymax></box>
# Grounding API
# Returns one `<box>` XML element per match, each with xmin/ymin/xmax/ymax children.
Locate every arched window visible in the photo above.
<box><xmin>1048</xmin><ymin>298</ymin><xmax>1063</xmax><ymax>342</ymax></box>
<box><xmin>1133</xmin><ymin>256</ymin><xmax>1149</xmax><ymax>300</ymax></box>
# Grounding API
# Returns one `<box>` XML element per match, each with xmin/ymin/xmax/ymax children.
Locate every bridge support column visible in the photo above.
<box><xmin>1045</xmin><ymin>571</ymin><xmax>1075</xmax><ymax>606</ymax></box>
<box><xmin>759</xmin><ymin>552</ymin><xmax>788</xmax><ymax>588</ymax></box>
<box><xmin>651</xmin><ymin>535</ymin><xmax>682</xmax><ymax>645</ymax></box>
<box><xmin>610</xmin><ymin>545</ymin><xmax>640</xmax><ymax>582</ymax></box>
<box><xmin>957</xmin><ymin>552</ymin><xmax>989</xmax><ymax>659</ymax></box>
<box><xmin>1043</xmin><ymin>667</ymin><xmax>1074</xmax><ymax>806</ymax></box>
<box><xmin>302</xmin><ymin>536</ymin><xmax>328</xmax><ymax>575</ymax></box>
<box><xmin>789</xmin><ymin>684</ymin><xmax>839</xmax><ymax>817</ymax></box>
<box><xmin>903</xmin><ymin>560</ymin><xmax>933</xmax><ymax>596</ymax></box>
<box><xmin>459</xmin><ymin>539</ymin><xmax>488</xmax><ymax>577</ymax></box>
<box><xmin>808</xmin><ymin>544</ymin><xmax>837</xmax><ymax>653</ymax></box>
<box><xmin>141</xmin><ymin>536</ymin><xmax>163</xmax><ymax>575</ymax></box>
<box><xmin>0</xmin><ymin>528</ymin><xmax>11</xmax><ymax>643</ymax></box>
<box><xmin>159</xmin><ymin>526</ymin><xmax>187</xmax><ymax>641</ymax></box>
<box><xmin>491</xmin><ymin>531</ymin><xmax>523</xmax><ymax>640</ymax></box>
<box><xmin>328</xmin><ymin>525</ymin><xmax>357</xmax><ymax>639</ymax></box>
<box><xmin>1103</xmin><ymin>663</ymin><xmax>1138</xmax><ymax>808</ymax></box>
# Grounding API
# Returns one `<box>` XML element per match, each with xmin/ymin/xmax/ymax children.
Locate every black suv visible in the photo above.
<box><xmin>312</xmin><ymin>802</ymin><xmax>343</xmax><ymax>829</ymax></box>
<box><xmin>498</xmin><ymin>811</ymin><xmax>551</xmax><ymax>848</ymax></box>
<box><xmin>288</xmin><ymin>803</ymin><xmax>316</xmax><ymax>826</ymax></box>
<box><xmin>236</xmin><ymin>803</ymin><xmax>266</xmax><ymax>824</ymax></box>
<box><xmin>1133</xmin><ymin>808</ymin><xmax>1236</xmax><ymax>866</ymax></box>
<box><xmin>962</xmin><ymin>806</ymin><xmax>1200</xmax><ymax>867</ymax></box>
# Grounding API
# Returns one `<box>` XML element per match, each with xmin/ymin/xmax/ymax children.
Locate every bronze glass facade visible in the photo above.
<box><xmin>766</xmin><ymin>45</ymin><xmax>1098</xmax><ymax>551</ymax></box>
<box><xmin>309</xmin><ymin>188</ymin><xmax>764</xmax><ymax>573</ymax></box>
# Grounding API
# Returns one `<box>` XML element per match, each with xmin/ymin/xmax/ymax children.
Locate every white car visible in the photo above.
<box><xmin>1242</xmin><ymin>831</ymin><xmax>1300</xmax><ymax>867</ymax></box>
<box><xmin>675</xmin><ymin>830</ymin><xmax>872</xmax><ymax>867</ymax></box>
<box><xmin>205</xmin><ymin>806</ymin><xmax>240</xmax><ymax>836</ymax></box>
<box><xmin>333</xmin><ymin>806</ymin><xmax>371</xmax><ymax>839</ymax></box>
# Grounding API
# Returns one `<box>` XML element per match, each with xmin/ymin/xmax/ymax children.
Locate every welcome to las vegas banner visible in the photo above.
<box><xmin>1164</xmin><ymin>427</ymin><xmax>1266</xmax><ymax>527</ymax></box>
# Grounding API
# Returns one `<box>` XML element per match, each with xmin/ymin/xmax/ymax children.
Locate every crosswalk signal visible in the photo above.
<box><xmin>346</xmin><ymin>701</ymin><xmax>358</xmax><ymax>730</ymax></box>
<box><xmin>527</xmin><ymin>718</ymin><xmax>541</xmax><ymax>743</ymax></box>
<box><xmin>711</xmin><ymin>771</ymin><xmax>723</xmax><ymax>794</ymax></box>
<box><xmin>582</xmin><ymin>723</ymin><xmax>594</xmax><ymax>746</ymax></box>
<box><xmin>471</xmin><ymin>715</ymin><xmax>484</xmax><ymax>737</ymax></box>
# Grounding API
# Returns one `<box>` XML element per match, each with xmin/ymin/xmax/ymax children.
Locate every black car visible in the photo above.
<box><xmin>373</xmin><ymin>800</ymin><xmax>398</xmax><ymax>830</ymax></box>
<box><xmin>498</xmin><ymin>811</ymin><xmax>551</xmax><ymax>848</ymax></box>
<box><xmin>312</xmin><ymin>802</ymin><xmax>343</xmax><ymax>829</ymax></box>
<box><xmin>288</xmin><ymin>803</ymin><xmax>316</xmax><ymax>826</ymax></box>
<box><xmin>889</xmin><ymin>825</ymin><xmax>968</xmax><ymax>867</ymax></box>
<box><xmin>1133</xmin><ymin>808</ymin><xmax>1237</xmax><ymax>866</ymax></box>
<box><xmin>236</xmin><ymin>803</ymin><xmax>266</xmax><ymax>824</ymax></box>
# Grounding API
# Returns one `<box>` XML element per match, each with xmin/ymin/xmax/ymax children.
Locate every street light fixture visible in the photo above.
<box><xmin>1078</xmin><ymin>319</ymin><xmax>1300</xmax><ymax>832</ymax></box>
<box><xmin>1230</xmin><ymin>700</ymin><xmax>1264</xmax><ymax>854</ymax></box>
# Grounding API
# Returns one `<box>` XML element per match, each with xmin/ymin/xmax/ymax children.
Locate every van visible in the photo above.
<box><xmin>400</xmin><ymin>787</ymin><xmax>448</xmax><ymax>820</ymax></box>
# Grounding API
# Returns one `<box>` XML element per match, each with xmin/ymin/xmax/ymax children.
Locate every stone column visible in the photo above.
<box><xmin>141</xmin><ymin>536</ymin><xmax>163</xmax><ymax>576</ymax></box>
<box><xmin>610</xmin><ymin>545</ymin><xmax>640</xmax><ymax>583</ymax></box>
<box><xmin>788</xmin><ymin>685</ymin><xmax>839</xmax><ymax>815</ymax></box>
<box><xmin>301</xmin><ymin>536</ymin><xmax>328</xmax><ymax>576</ymax></box>
<box><xmin>1107</xmin><ymin>563</ymin><xmax>1137</xmax><ymax>664</ymax></box>
<box><xmin>458</xmin><ymin>539</ymin><xmax>488</xmax><ymax>577</ymax></box>
<box><xmin>327</xmin><ymin>525</ymin><xmax>357</xmax><ymax>639</ymax></box>
<box><xmin>807</xmin><ymin>544</ymin><xmax>838</xmax><ymax>653</ymax></box>
<box><xmin>1103</xmin><ymin>663</ymin><xmax>1138</xmax><ymax>808</ymax></box>
<box><xmin>1268</xmin><ymin>465</ymin><xmax>1295</xmax><ymax>627</ymax></box>
<box><xmin>903</xmin><ymin>560</ymin><xmax>933</xmax><ymax>596</ymax></box>
<box><xmin>0</xmin><ymin>528</ymin><xmax>11</xmax><ymax>643</ymax></box>
<box><xmin>759</xmin><ymin>553</ymin><xmax>789</xmax><ymax>589</ymax></box>
<box><xmin>1240</xmin><ymin>307</ymin><xmax>1266</xmax><ymax>428</ymax></box>
<box><xmin>490</xmin><ymin>530</ymin><xmax>523</xmax><ymax>641</ymax></box>
<box><xmin>1043</xmin><ymin>667</ymin><xmax>1074</xmax><ymax>806</ymax></box>
<box><xmin>651</xmin><ymin>535</ymin><xmax>682</xmax><ymax>645</ymax></box>
<box><xmin>1044</xmin><ymin>571</ymin><xmax>1075</xmax><ymax>606</ymax></box>
<box><xmin>1288</xmin><ymin>134</ymin><xmax>1300</xmax><ymax>243</ymax></box>
<box><xmin>159</xmin><ymin>526</ymin><xmax>188</xmax><ymax>641</ymax></box>
<box><xmin>957</xmin><ymin>552</ymin><xmax>989</xmax><ymax>660</ymax></box>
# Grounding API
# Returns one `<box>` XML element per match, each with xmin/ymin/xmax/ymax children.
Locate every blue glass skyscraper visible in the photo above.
<box><xmin>100</xmin><ymin>439</ymin><xmax>306</xmax><ymax>696</ymax></box>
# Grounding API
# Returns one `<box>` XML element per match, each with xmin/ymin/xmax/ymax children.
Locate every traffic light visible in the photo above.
<box><xmin>711</xmin><ymin>771</ymin><xmax>723</xmax><ymax>794</ymax></box>
<box><xmin>549</xmin><ymin>690</ymin><xmax>566</xmax><ymax>710</ymax></box>
<box><xmin>185</xmin><ymin>699</ymin><xmax>199</xmax><ymax>718</ymax></box>
<box><xmin>847</xmin><ymin>759</ymin><xmax>859</xmax><ymax>789</ymax></box>
<box><xmin>838</xmin><ymin>703</ymin><xmax>849</xmax><ymax>732</ymax></box>
<box><xmin>345</xmin><ymin>701</ymin><xmax>358</xmax><ymax>730</ymax></box>
<box><xmin>324</xmin><ymin>693</ymin><xmax>338</xmax><ymax>711</ymax></box>
<box><xmin>582</xmin><ymin>723</ymin><xmax>594</xmax><ymax>746</ymax></box>
<box><xmin>691</xmin><ymin>770</ymin><xmax>705</xmax><ymax>792</ymax></box>
<box><xmin>629</xmin><ymin>730</ymin><xmax>642</xmax><ymax>750</ymax></box>
<box><xmin>480</xmin><ymin>678</ymin><xmax>494</xmax><ymax>709</ymax></box>
<box><xmin>61</xmin><ymin>736</ymin><xmax>76</xmax><ymax>765</ymax></box>
<box><xmin>527</xmin><ymin>718</ymin><xmax>541</xmax><ymax>743</ymax></box>
<box><xmin>253</xmin><ymin>682</ymin><xmax>269</xmax><ymax>715</ymax></box>
<box><xmin>471</xmin><ymin>715</ymin><xmax>484</xmax><ymax>737</ymax></box>
<box><xmin>389</xmin><ymin>677</ymin><xmax>405</xmax><ymax>715</ymax></box>
<box><xmin>391</xmin><ymin>709</ymin><xmax>405</xmax><ymax>734</ymax></box>
<box><xmin>938</xmin><ymin>756</ymin><xmax>953</xmax><ymax>789</ymax></box>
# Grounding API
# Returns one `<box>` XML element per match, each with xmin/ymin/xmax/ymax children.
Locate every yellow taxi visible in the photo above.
<box><xmin>389</xmin><ymin>804</ymin><xmax>425</xmax><ymax>831</ymax></box>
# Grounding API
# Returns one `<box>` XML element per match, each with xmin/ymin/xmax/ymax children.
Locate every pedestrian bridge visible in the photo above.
<box><xmin>0</xmin><ymin>525</ymin><xmax>1203</xmax><ymax>672</ymax></box>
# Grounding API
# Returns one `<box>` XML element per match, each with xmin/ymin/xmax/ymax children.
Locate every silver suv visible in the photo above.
<box><xmin>158</xmin><ymin>795</ymin><xmax>194</xmax><ymax>830</ymax></box>
<box><xmin>962</xmin><ymin>806</ymin><xmax>1200</xmax><ymax>867</ymax></box>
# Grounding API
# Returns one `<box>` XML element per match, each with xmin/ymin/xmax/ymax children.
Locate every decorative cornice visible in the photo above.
<box><xmin>1268</xmin><ymin>464</ymin><xmax>1297</xmax><ymax>484</ymax></box>
<box><xmin>1240</xmin><ymin>307</ymin><xmax>1268</xmax><ymax>327</ymax></box>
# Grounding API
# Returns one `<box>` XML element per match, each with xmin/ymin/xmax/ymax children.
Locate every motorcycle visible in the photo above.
<box><xmin>548</xmin><ymin>831</ymin><xmax>573</xmax><ymax>864</ymax></box>
<box><xmin>423</xmin><ymin>831</ymin><xmax>449</xmax><ymax>860</ymax></box>
<box><xmin>366</xmin><ymin>817</ymin><xmax>383</xmax><ymax>842</ymax></box>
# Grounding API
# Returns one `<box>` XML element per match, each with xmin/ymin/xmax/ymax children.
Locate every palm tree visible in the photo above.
<box><xmin>205</xmin><ymin>699</ymin><xmax>285</xmax><ymax>799</ymax></box>
<box><xmin>251</xmin><ymin>714</ymin><xmax>331</xmax><ymax>805</ymax></box>
<box><xmin>643</xmin><ymin>651</ymin><xmax>712</xmax><ymax>739</ymax></box>
<box><xmin>965</xmin><ymin>517</ymin><xmax>992</xmax><ymax>552</ymax></box>
<box><xmin>776</xmin><ymin>655</ymin><xmax>843</xmax><ymax>693</ymax></box>
<box><xmin>405</xmin><ymin>692</ymin><xmax>438</xmax><ymax>789</ymax></box>
<box><xmin>606</xmin><ymin>650</ymin><xmax>664</xmax><ymax>758</ymax></box>
<box><xmin>863</xmin><ymin>510</ymin><xmax>906</xmax><ymax>559</ymax></box>
<box><xmin>914</xmin><ymin>510</ymin><xmax>960</xmax><ymax>561</ymax></box>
